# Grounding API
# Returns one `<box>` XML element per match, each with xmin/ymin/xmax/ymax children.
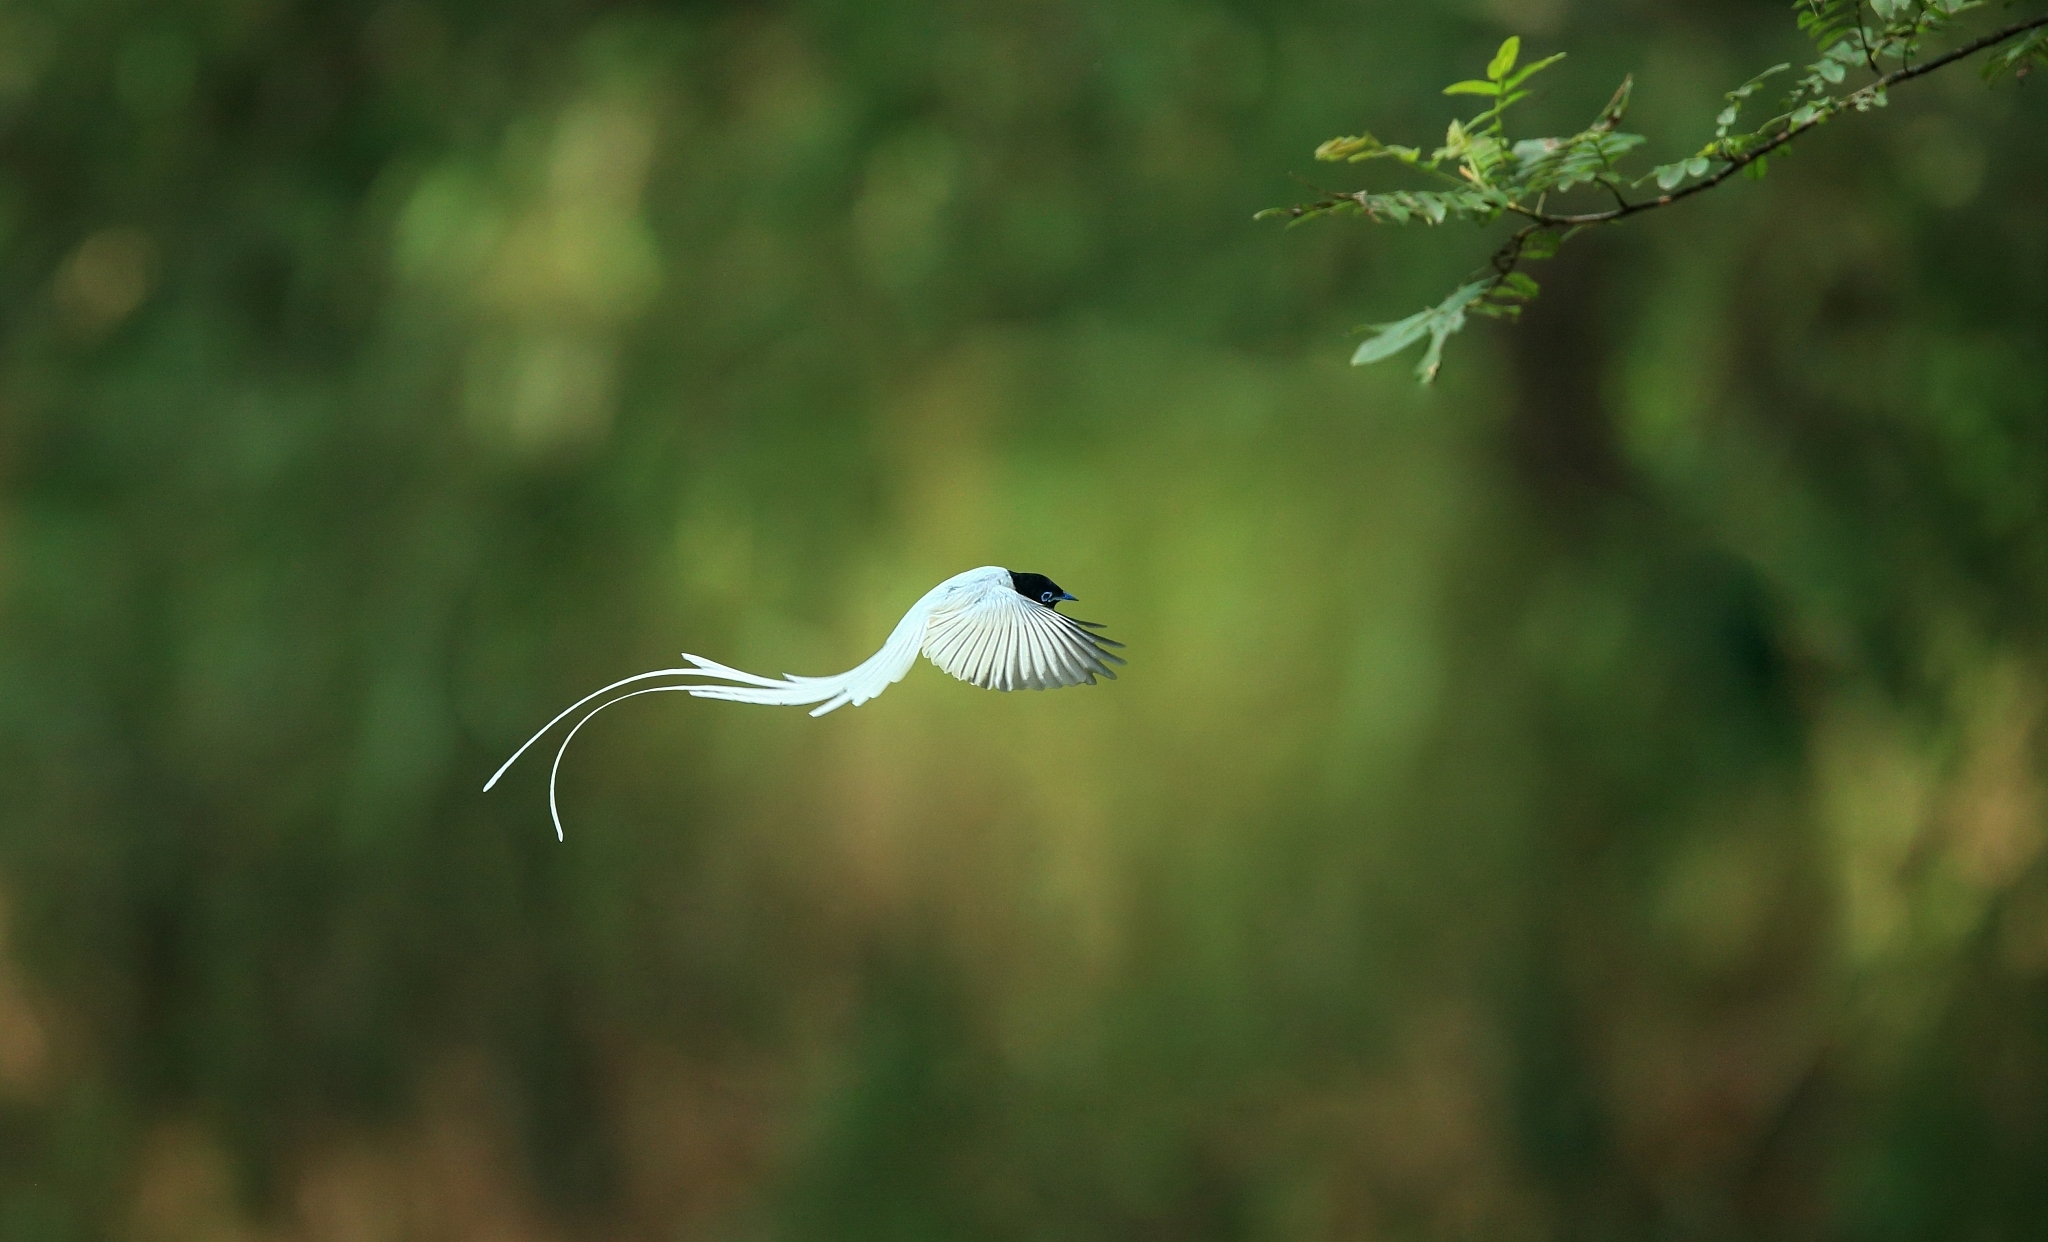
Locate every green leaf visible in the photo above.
<box><xmin>1654</xmin><ymin>162</ymin><xmax>1688</xmax><ymax>190</ymax></box>
<box><xmin>1502</xmin><ymin>52</ymin><xmax>1567</xmax><ymax>91</ymax></box>
<box><xmin>1314</xmin><ymin>134</ymin><xmax>1377</xmax><ymax>161</ymax></box>
<box><xmin>1352</xmin><ymin>313</ymin><xmax>1434</xmax><ymax>366</ymax></box>
<box><xmin>1591</xmin><ymin>75</ymin><xmax>1634</xmax><ymax>129</ymax></box>
<box><xmin>1344</xmin><ymin>188</ymin><xmax>1503</xmax><ymax>227</ymax></box>
<box><xmin>1726</xmin><ymin>63</ymin><xmax>1790</xmax><ymax>101</ymax></box>
<box><xmin>1457</xmin><ymin>131</ymin><xmax>1508</xmax><ymax>182</ymax></box>
<box><xmin>1500</xmin><ymin>271</ymin><xmax>1540</xmax><ymax>299</ymax></box>
<box><xmin>1684</xmin><ymin>155</ymin><xmax>1710</xmax><ymax>178</ymax></box>
<box><xmin>1713</xmin><ymin>63</ymin><xmax>1790</xmax><ymax>139</ymax></box>
<box><xmin>1412</xmin><ymin>315</ymin><xmax>1465</xmax><ymax>382</ymax></box>
<box><xmin>1351</xmin><ymin>280</ymin><xmax>1487</xmax><ymax>382</ymax></box>
<box><xmin>1444</xmin><ymin>79</ymin><xmax>1501</xmax><ymax>96</ymax></box>
<box><xmin>1797</xmin><ymin>0</ymin><xmax>1865</xmax><ymax>46</ymax></box>
<box><xmin>1487</xmin><ymin>36</ymin><xmax>1521</xmax><ymax>82</ymax></box>
<box><xmin>1520</xmin><ymin>230</ymin><xmax>1562</xmax><ymax>260</ymax></box>
<box><xmin>1982</xmin><ymin>30</ymin><xmax>2048</xmax><ymax>82</ymax></box>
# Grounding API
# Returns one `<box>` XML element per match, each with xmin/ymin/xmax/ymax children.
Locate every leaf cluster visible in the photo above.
<box><xmin>1982</xmin><ymin>23</ymin><xmax>2048</xmax><ymax>78</ymax></box>
<box><xmin>1350</xmin><ymin>273</ymin><xmax>1549</xmax><ymax>383</ymax></box>
<box><xmin>1265</xmin><ymin>5</ymin><xmax>2048</xmax><ymax>381</ymax></box>
<box><xmin>1277</xmin><ymin>37</ymin><xmax>1610</xmax><ymax>231</ymax></box>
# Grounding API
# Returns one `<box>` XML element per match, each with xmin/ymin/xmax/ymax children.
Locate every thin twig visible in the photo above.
<box><xmin>1856</xmin><ymin>1</ymin><xmax>1884</xmax><ymax>77</ymax></box>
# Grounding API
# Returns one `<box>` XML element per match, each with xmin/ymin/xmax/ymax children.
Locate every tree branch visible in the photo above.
<box><xmin>1276</xmin><ymin>11</ymin><xmax>2048</xmax><ymax>230</ymax></box>
<box><xmin>1525</xmin><ymin>11</ymin><xmax>2048</xmax><ymax>226</ymax></box>
<box><xmin>1274</xmin><ymin>10</ymin><xmax>2047</xmax><ymax>379</ymax></box>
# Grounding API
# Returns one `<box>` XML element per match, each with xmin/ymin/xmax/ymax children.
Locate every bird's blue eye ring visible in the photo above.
<box><xmin>1040</xmin><ymin>590</ymin><xmax>1056</xmax><ymax>604</ymax></box>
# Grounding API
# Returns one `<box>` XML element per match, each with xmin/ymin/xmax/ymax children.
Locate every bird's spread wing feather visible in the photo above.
<box><xmin>921</xmin><ymin>580</ymin><xmax>1124</xmax><ymax>691</ymax></box>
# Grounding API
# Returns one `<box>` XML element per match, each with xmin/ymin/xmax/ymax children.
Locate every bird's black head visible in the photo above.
<box><xmin>1008</xmin><ymin>570</ymin><xmax>1076</xmax><ymax>608</ymax></box>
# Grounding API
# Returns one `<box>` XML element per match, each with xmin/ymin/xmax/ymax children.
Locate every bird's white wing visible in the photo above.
<box><xmin>920</xmin><ymin>578</ymin><xmax>1125</xmax><ymax>691</ymax></box>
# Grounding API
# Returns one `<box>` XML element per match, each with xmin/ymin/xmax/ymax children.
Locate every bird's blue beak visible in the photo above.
<box><xmin>1057</xmin><ymin>591</ymin><xmax>1078</xmax><ymax>602</ymax></box>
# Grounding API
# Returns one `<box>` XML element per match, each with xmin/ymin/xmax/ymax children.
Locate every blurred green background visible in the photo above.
<box><xmin>2</xmin><ymin>0</ymin><xmax>2046</xmax><ymax>1238</ymax></box>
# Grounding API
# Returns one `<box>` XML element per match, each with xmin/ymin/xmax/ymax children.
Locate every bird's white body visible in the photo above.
<box><xmin>486</xmin><ymin>566</ymin><xmax>1122</xmax><ymax>838</ymax></box>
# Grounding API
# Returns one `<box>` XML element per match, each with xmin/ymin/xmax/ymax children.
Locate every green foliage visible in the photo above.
<box><xmin>1269</xmin><ymin>4</ymin><xmax>2048</xmax><ymax>381</ymax></box>
<box><xmin>1352</xmin><ymin>281</ymin><xmax>1486</xmax><ymax>381</ymax></box>
<box><xmin>1982</xmin><ymin>25</ymin><xmax>2048</xmax><ymax>78</ymax></box>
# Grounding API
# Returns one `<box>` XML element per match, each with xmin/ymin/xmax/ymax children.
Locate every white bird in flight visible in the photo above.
<box><xmin>485</xmin><ymin>566</ymin><xmax>1124</xmax><ymax>838</ymax></box>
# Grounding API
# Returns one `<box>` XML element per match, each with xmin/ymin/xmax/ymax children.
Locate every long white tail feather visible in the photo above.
<box><xmin>483</xmin><ymin>666</ymin><xmax>719</xmax><ymax>793</ymax></box>
<box><xmin>684</xmin><ymin>676</ymin><xmax>842</xmax><ymax>708</ymax></box>
<box><xmin>684</xmin><ymin>614</ymin><xmax>930</xmax><ymax>716</ymax></box>
<box><xmin>490</xmin><ymin>626</ymin><xmax>927</xmax><ymax>823</ymax></box>
<box><xmin>546</xmin><ymin>683</ymin><xmax>699</xmax><ymax>841</ymax></box>
<box><xmin>674</xmin><ymin>652</ymin><xmax>794</xmax><ymax>688</ymax></box>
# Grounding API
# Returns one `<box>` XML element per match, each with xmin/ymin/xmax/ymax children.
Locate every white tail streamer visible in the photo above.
<box><xmin>544</xmin><ymin>683</ymin><xmax>701</xmax><ymax>841</ymax></box>
<box><xmin>482</xmin><ymin>665</ymin><xmax>717</xmax><ymax>794</ymax></box>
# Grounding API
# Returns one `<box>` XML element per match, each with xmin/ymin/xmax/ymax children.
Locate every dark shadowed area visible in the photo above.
<box><xmin>1</xmin><ymin>0</ymin><xmax>2045</xmax><ymax>1238</ymax></box>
